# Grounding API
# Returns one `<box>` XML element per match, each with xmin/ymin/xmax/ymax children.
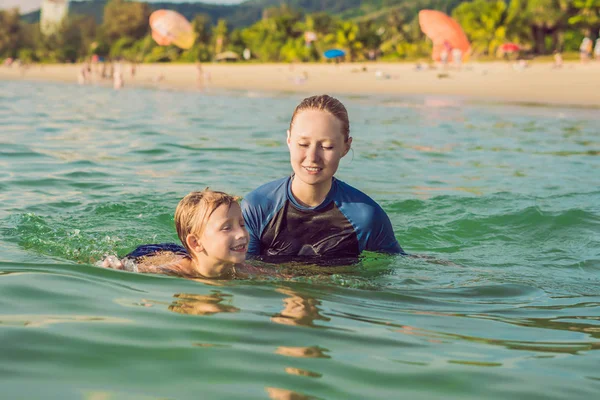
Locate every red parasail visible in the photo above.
<box><xmin>149</xmin><ymin>10</ymin><xmax>195</xmax><ymax>50</ymax></box>
<box><xmin>418</xmin><ymin>10</ymin><xmax>470</xmax><ymax>61</ymax></box>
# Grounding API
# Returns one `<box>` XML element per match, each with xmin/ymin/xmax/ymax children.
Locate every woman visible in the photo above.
<box><xmin>242</xmin><ymin>94</ymin><xmax>405</xmax><ymax>262</ymax></box>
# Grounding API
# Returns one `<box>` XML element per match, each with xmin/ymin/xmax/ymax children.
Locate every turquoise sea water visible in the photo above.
<box><xmin>1</xmin><ymin>80</ymin><xmax>599</xmax><ymax>399</ymax></box>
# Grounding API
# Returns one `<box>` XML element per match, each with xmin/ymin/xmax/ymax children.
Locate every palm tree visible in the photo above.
<box><xmin>569</xmin><ymin>0</ymin><xmax>600</xmax><ymax>36</ymax></box>
<box><xmin>335</xmin><ymin>21</ymin><xmax>363</xmax><ymax>61</ymax></box>
<box><xmin>524</xmin><ymin>0</ymin><xmax>570</xmax><ymax>53</ymax></box>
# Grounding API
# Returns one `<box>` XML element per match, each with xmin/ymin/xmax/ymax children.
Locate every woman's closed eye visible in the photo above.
<box><xmin>298</xmin><ymin>143</ymin><xmax>333</xmax><ymax>150</ymax></box>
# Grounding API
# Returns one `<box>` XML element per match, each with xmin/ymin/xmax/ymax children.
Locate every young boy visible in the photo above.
<box><xmin>102</xmin><ymin>189</ymin><xmax>262</xmax><ymax>279</ymax></box>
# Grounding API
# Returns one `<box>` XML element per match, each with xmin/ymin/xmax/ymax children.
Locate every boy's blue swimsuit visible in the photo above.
<box><xmin>241</xmin><ymin>176</ymin><xmax>405</xmax><ymax>262</ymax></box>
<box><xmin>124</xmin><ymin>243</ymin><xmax>187</xmax><ymax>260</ymax></box>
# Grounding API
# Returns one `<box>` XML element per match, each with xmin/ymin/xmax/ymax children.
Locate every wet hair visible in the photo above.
<box><xmin>175</xmin><ymin>188</ymin><xmax>240</xmax><ymax>255</ymax></box>
<box><xmin>289</xmin><ymin>94</ymin><xmax>350</xmax><ymax>142</ymax></box>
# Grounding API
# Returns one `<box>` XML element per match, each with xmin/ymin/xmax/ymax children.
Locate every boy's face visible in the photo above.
<box><xmin>199</xmin><ymin>202</ymin><xmax>249</xmax><ymax>265</ymax></box>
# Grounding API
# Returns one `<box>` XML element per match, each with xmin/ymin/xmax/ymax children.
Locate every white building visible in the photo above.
<box><xmin>40</xmin><ymin>0</ymin><xmax>70</xmax><ymax>36</ymax></box>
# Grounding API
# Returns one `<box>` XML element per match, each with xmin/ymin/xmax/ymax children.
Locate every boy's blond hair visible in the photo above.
<box><xmin>175</xmin><ymin>189</ymin><xmax>240</xmax><ymax>255</ymax></box>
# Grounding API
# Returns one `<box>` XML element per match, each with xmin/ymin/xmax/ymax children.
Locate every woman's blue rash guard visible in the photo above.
<box><xmin>241</xmin><ymin>176</ymin><xmax>406</xmax><ymax>260</ymax></box>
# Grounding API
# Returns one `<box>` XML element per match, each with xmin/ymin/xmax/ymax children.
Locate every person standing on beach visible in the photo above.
<box><xmin>99</xmin><ymin>58</ymin><xmax>107</xmax><ymax>80</ymax></box>
<box><xmin>451</xmin><ymin>48</ymin><xmax>463</xmax><ymax>70</ymax></box>
<box><xmin>580</xmin><ymin>35</ymin><xmax>593</xmax><ymax>63</ymax></box>
<box><xmin>594</xmin><ymin>36</ymin><xmax>600</xmax><ymax>61</ymax></box>
<box><xmin>113</xmin><ymin>60</ymin><xmax>124</xmax><ymax>90</ymax></box>
<box><xmin>77</xmin><ymin>67</ymin><xmax>86</xmax><ymax>85</ymax></box>
<box><xmin>242</xmin><ymin>94</ymin><xmax>405</xmax><ymax>263</ymax></box>
<box><xmin>196</xmin><ymin>61</ymin><xmax>204</xmax><ymax>90</ymax></box>
<box><xmin>440</xmin><ymin>41</ymin><xmax>451</xmax><ymax>69</ymax></box>
<box><xmin>553</xmin><ymin>50</ymin><xmax>563</xmax><ymax>68</ymax></box>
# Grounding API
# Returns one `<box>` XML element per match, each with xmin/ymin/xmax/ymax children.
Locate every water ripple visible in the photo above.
<box><xmin>1</xmin><ymin>80</ymin><xmax>599</xmax><ymax>399</ymax></box>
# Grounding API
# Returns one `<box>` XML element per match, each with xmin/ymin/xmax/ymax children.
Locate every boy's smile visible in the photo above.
<box><xmin>200</xmin><ymin>202</ymin><xmax>249</xmax><ymax>266</ymax></box>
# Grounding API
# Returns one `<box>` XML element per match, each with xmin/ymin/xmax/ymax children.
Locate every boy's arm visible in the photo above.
<box><xmin>101</xmin><ymin>254</ymin><xmax>192</xmax><ymax>277</ymax></box>
<box><xmin>134</xmin><ymin>256</ymin><xmax>192</xmax><ymax>277</ymax></box>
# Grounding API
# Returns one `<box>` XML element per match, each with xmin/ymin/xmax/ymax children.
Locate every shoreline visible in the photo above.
<box><xmin>1</xmin><ymin>62</ymin><xmax>599</xmax><ymax>107</ymax></box>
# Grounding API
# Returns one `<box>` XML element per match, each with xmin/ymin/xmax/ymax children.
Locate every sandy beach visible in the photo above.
<box><xmin>1</xmin><ymin>61</ymin><xmax>599</xmax><ymax>106</ymax></box>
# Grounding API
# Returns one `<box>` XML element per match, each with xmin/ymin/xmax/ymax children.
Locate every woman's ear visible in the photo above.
<box><xmin>286</xmin><ymin>129</ymin><xmax>292</xmax><ymax>147</ymax></box>
<box><xmin>186</xmin><ymin>234</ymin><xmax>203</xmax><ymax>253</ymax></box>
<box><xmin>343</xmin><ymin>137</ymin><xmax>353</xmax><ymax>156</ymax></box>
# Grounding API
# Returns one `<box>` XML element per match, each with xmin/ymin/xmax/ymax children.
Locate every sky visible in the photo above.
<box><xmin>0</xmin><ymin>0</ymin><xmax>246</xmax><ymax>14</ymax></box>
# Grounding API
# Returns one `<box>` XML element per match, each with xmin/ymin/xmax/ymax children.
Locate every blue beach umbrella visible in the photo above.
<box><xmin>323</xmin><ymin>49</ymin><xmax>346</xmax><ymax>59</ymax></box>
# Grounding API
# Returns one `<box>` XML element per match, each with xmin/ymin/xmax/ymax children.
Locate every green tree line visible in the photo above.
<box><xmin>1</xmin><ymin>0</ymin><xmax>599</xmax><ymax>63</ymax></box>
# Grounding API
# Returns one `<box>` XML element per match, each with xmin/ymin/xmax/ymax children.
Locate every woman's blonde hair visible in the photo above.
<box><xmin>175</xmin><ymin>188</ymin><xmax>240</xmax><ymax>254</ymax></box>
<box><xmin>290</xmin><ymin>94</ymin><xmax>350</xmax><ymax>142</ymax></box>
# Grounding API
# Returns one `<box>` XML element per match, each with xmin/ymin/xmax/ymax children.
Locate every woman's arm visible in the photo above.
<box><xmin>368</xmin><ymin>204</ymin><xmax>407</xmax><ymax>255</ymax></box>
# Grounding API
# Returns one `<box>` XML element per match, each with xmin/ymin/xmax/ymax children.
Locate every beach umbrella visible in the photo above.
<box><xmin>418</xmin><ymin>10</ymin><xmax>470</xmax><ymax>62</ymax></box>
<box><xmin>149</xmin><ymin>10</ymin><xmax>195</xmax><ymax>50</ymax></box>
<box><xmin>323</xmin><ymin>49</ymin><xmax>346</xmax><ymax>59</ymax></box>
<box><xmin>498</xmin><ymin>43</ymin><xmax>521</xmax><ymax>53</ymax></box>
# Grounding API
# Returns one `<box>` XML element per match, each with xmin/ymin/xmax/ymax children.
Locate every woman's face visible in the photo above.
<box><xmin>287</xmin><ymin>109</ymin><xmax>351</xmax><ymax>188</ymax></box>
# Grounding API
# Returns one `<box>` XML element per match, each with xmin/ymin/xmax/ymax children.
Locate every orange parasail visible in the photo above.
<box><xmin>149</xmin><ymin>10</ymin><xmax>195</xmax><ymax>50</ymax></box>
<box><xmin>418</xmin><ymin>10</ymin><xmax>470</xmax><ymax>61</ymax></box>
